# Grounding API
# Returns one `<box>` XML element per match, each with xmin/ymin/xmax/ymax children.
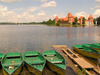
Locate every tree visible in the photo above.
<box><xmin>72</xmin><ymin>22</ymin><xmax>76</xmax><ymax>25</ymax></box>
<box><xmin>82</xmin><ymin>17</ymin><xmax>85</xmax><ymax>25</ymax></box>
<box><xmin>93</xmin><ymin>18</ymin><xmax>96</xmax><ymax>24</ymax></box>
<box><xmin>56</xmin><ymin>23</ymin><xmax>60</xmax><ymax>26</ymax></box>
<box><xmin>97</xmin><ymin>17</ymin><xmax>100</xmax><ymax>25</ymax></box>
<box><xmin>75</xmin><ymin>17</ymin><xmax>78</xmax><ymax>23</ymax></box>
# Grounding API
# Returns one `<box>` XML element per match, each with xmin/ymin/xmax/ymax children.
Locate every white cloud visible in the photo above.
<box><xmin>41</xmin><ymin>0</ymin><xmax>47</xmax><ymax>2</ymax></box>
<box><xmin>95</xmin><ymin>5</ymin><xmax>100</xmax><ymax>9</ymax></box>
<box><xmin>0</xmin><ymin>4</ymin><xmax>57</xmax><ymax>22</ymax></box>
<box><xmin>90</xmin><ymin>8</ymin><xmax>93</xmax><ymax>10</ymax></box>
<box><xmin>41</xmin><ymin>1</ymin><xmax>56</xmax><ymax>8</ymax></box>
<box><xmin>93</xmin><ymin>9</ymin><xmax>100</xmax><ymax>18</ymax></box>
<box><xmin>0</xmin><ymin>0</ymin><xmax>21</xmax><ymax>2</ymax></box>
<box><xmin>0</xmin><ymin>4</ymin><xmax>35</xmax><ymax>22</ymax></box>
<box><xmin>27</xmin><ymin>7</ymin><xmax>38</xmax><ymax>12</ymax></box>
<box><xmin>75</xmin><ymin>12</ymin><xmax>89</xmax><ymax>19</ymax></box>
<box><xmin>37</xmin><ymin>10</ymin><xmax>46</xmax><ymax>16</ymax></box>
<box><xmin>0</xmin><ymin>5</ymin><xmax>8</xmax><ymax>12</ymax></box>
<box><xmin>53</xmin><ymin>13</ymin><xmax>65</xmax><ymax>18</ymax></box>
<box><xmin>32</xmin><ymin>0</ymin><xmax>47</xmax><ymax>2</ymax></box>
<box><xmin>95</xmin><ymin>0</ymin><xmax>100</xmax><ymax>3</ymax></box>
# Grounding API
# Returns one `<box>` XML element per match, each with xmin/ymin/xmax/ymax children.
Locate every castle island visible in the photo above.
<box><xmin>55</xmin><ymin>13</ymin><xmax>94</xmax><ymax>26</ymax></box>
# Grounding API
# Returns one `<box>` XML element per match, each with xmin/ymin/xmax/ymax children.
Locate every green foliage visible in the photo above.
<box><xmin>41</xmin><ymin>19</ymin><xmax>55</xmax><ymax>25</ymax></box>
<box><xmin>56</xmin><ymin>23</ymin><xmax>60</xmax><ymax>26</ymax></box>
<box><xmin>93</xmin><ymin>18</ymin><xmax>96</xmax><ymax>24</ymax></box>
<box><xmin>97</xmin><ymin>17</ymin><xmax>100</xmax><ymax>25</ymax></box>
<box><xmin>69</xmin><ymin>23</ymin><xmax>71</xmax><ymax>25</ymax></box>
<box><xmin>75</xmin><ymin>17</ymin><xmax>78</xmax><ymax>23</ymax></box>
<box><xmin>78</xmin><ymin>23</ymin><xmax>81</xmax><ymax>25</ymax></box>
<box><xmin>82</xmin><ymin>17</ymin><xmax>86</xmax><ymax>25</ymax></box>
<box><xmin>72</xmin><ymin>22</ymin><xmax>76</xmax><ymax>25</ymax></box>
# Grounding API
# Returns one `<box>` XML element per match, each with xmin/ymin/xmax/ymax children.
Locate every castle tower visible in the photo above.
<box><xmin>55</xmin><ymin>16</ymin><xmax>59</xmax><ymax>23</ymax></box>
<box><xmin>88</xmin><ymin>15</ymin><xmax>93</xmax><ymax>25</ymax></box>
<box><xmin>68</xmin><ymin>13</ymin><xmax>73</xmax><ymax>24</ymax></box>
<box><xmin>79</xmin><ymin>16</ymin><xmax>83</xmax><ymax>24</ymax></box>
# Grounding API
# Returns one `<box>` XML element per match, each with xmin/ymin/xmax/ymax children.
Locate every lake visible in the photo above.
<box><xmin>0</xmin><ymin>25</ymin><xmax>100</xmax><ymax>75</ymax></box>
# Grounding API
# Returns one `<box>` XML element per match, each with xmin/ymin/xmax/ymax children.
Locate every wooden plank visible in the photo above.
<box><xmin>52</xmin><ymin>45</ymin><xmax>67</xmax><ymax>48</ymax></box>
<box><xmin>74</xmin><ymin>58</ymin><xmax>95</xmax><ymax>68</ymax></box>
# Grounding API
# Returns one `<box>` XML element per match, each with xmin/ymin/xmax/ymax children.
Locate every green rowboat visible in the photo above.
<box><xmin>73</xmin><ymin>45</ymin><xmax>100</xmax><ymax>59</ymax></box>
<box><xmin>83</xmin><ymin>43</ymin><xmax>100</xmax><ymax>52</ymax></box>
<box><xmin>1</xmin><ymin>52</ymin><xmax>23</xmax><ymax>75</ymax></box>
<box><xmin>43</xmin><ymin>50</ymin><xmax>66</xmax><ymax>75</ymax></box>
<box><xmin>24</xmin><ymin>51</ymin><xmax>46</xmax><ymax>75</ymax></box>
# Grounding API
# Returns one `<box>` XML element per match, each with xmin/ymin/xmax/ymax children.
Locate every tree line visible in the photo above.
<box><xmin>0</xmin><ymin>16</ymin><xmax>100</xmax><ymax>25</ymax></box>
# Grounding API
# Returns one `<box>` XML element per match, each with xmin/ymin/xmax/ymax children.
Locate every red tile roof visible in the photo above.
<box><xmin>68</xmin><ymin>13</ymin><xmax>73</xmax><ymax>17</ymax></box>
<box><xmin>60</xmin><ymin>17</ymin><xmax>68</xmax><ymax>21</ymax></box>
<box><xmin>88</xmin><ymin>15</ymin><xmax>93</xmax><ymax>19</ymax></box>
<box><xmin>79</xmin><ymin>16</ymin><xmax>83</xmax><ymax>20</ymax></box>
<box><xmin>55</xmin><ymin>16</ymin><xmax>58</xmax><ymax>19</ymax></box>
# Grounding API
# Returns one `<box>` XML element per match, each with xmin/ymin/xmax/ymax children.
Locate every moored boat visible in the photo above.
<box><xmin>1</xmin><ymin>52</ymin><xmax>23</xmax><ymax>75</ymax></box>
<box><xmin>73</xmin><ymin>45</ymin><xmax>100</xmax><ymax>59</ymax></box>
<box><xmin>24</xmin><ymin>51</ymin><xmax>46</xmax><ymax>75</ymax></box>
<box><xmin>85</xmin><ymin>43</ymin><xmax>100</xmax><ymax>52</ymax></box>
<box><xmin>43</xmin><ymin>50</ymin><xmax>66</xmax><ymax>75</ymax></box>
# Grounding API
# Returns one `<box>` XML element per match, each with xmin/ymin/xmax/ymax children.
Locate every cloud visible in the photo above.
<box><xmin>0</xmin><ymin>5</ymin><xmax>8</xmax><ymax>12</ymax></box>
<box><xmin>95</xmin><ymin>5</ymin><xmax>100</xmax><ymax>9</ymax></box>
<box><xmin>75</xmin><ymin>12</ymin><xmax>89</xmax><ymax>19</ymax></box>
<box><xmin>0</xmin><ymin>0</ymin><xmax>21</xmax><ymax>2</ymax></box>
<box><xmin>93</xmin><ymin>9</ymin><xmax>100</xmax><ymax>18</ymax></box>
<box><xmin>95</xmin><ymin>0</ymin><xmax>100</xmax><ymax>3</ymax></box>
<box><xmin>27</xmin><ymin>7</ymin><xmax>38</xmax><ymax>12</ymax></box>
<box><xmin>0</xmin><ymin>4</ymin><xmax>58</xmax><ymax>22</ymax></box>
<box><xmin>0</xmin><ymin>4</ymin><xmax>35</xmax><ymax>22</ymax></box>
<box><xmin>13</xmin><ymin>8</ymin><xmax>24</xmax><ymax>11</ymax></box>
<box><xmin>53</xmin><ymin>13</ymin><xmax>66</xmax><ymax>18</ymax></box>
<box><xmin>32</xmin><ymin>0</ymin><xmax>47</xmax><ymax>2</ymax></box>
<box><xmin>90</xmin><ymin>8</ymin><xmax>93</xmax><ymax>10</ymax></box>
<box><xmin>37</xmin><ymin>10</ymin><xmax>46</xmax><ymax>16</ymax></box>
<box><xmin>41</xmin><ymin>1</ymin><xmax>56</xmax><ymax>8</ymax></box>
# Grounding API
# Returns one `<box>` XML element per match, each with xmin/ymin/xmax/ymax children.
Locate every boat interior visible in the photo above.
<box><xmin>2</xmin><ymin>55</ymin><xmax>22</xmax><ymax>71</ymax></box>
<box><xmin>25</xmin><ymin>53</ymin><xmax>45</xmax><ymax>70</ymax></box>
<box><xmin>44</xmin><ymin>51</ymin><xmax>65</xmax><ymax>68</ymax></box>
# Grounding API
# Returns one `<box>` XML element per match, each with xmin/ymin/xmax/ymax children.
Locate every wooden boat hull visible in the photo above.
<box><xmin>46</xmin><ymin>60</ymin><xmax>65</xmax><ymax>75</ymax></box>
<box><xmin>2</xmin><ymin>63</ymin><xmax>23</xmax><ymax>75</ymax></box>
<box><xmin>91</xmin><ymin>48</ymin><xmax>100</xmax><ymax>52</ymax></box>
<box><xmin>25</xmin><ymin>62</ymin><xmax>43</xmax><ymax>75</ymax></box>
<box><xmin>73</xmin><ymin>47</ymin><xmax>100</xmax><ymax>59</ymax></box>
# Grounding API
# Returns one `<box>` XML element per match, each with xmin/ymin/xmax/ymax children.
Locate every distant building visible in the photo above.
<box><xmin>55</xmin><ymin>13</ymin><xmax>94</xmax><ymax>25</ymax></box>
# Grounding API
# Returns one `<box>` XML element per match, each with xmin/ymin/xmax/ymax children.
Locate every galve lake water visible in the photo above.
<box><xmin>0</xmin><ymin>25</ymin><xmax>100</xmax><ymax>75</ymax></box>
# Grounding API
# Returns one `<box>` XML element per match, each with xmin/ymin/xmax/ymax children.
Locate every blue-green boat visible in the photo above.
<box><xmin>1</xmin><ymin>52</ymin><xmax>23</xmax><ymax>75</ymax></box>
<box><xmin>43</xmin><ymin>50</ymin><xmax>66</xmax><ymax>75</ymax></box>
<box><xmin>24</xmin><ymin>51</ymin><xmax>46</xmax><ymax>75</ymax></box>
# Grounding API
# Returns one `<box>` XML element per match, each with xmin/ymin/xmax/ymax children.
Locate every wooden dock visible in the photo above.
<box><xmin>52</xmin><ymin>45</ymin><xmax>100</xmax><ymax>75</ymax></box>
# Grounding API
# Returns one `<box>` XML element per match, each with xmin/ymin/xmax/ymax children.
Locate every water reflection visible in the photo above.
<box><xmin>88</xmin><ymin>27</ymin><xmax>92</xmax><ymax>40</ymax></box>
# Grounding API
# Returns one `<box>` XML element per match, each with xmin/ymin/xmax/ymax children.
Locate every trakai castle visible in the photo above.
<box><xmin>55</xmin><ymin>13</ymin><xmax>94</xmax><ymax>25</ymax></box>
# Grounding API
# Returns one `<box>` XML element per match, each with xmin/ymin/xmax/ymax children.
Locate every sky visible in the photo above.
<box><xmin>0</xmin><ymin>0</ymin><xmax>100</xmax><ymax>22</ymax></box>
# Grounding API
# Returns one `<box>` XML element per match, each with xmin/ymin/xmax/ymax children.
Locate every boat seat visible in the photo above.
<box><xmin>28</xmin><ymin>60</ymin><xmax>44</xmax><ymax>64</ymax></box>
<box><xmin>49</xmin><ymin>59</ymin><xmax>63</xmax><ymax>64</ymax></box>
<box><xmin>3</xmin><ymin>63</ymin><xmax>20</xmax><ymax>66</ymax></box>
